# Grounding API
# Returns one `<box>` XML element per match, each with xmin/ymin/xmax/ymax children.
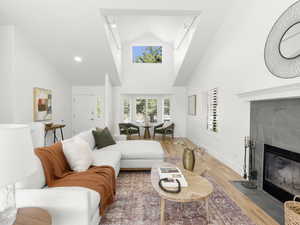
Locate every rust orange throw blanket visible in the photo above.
<box><xmin>35</xmin><ymin>142</ymin><xmax>116</xmax><ymax>215</ymax></box>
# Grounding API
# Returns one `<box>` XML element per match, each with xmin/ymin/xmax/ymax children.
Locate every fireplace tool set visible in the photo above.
<box><xmin>242</xmin><ymin>136</ymin><xmax>258</xmax><ymax>189</ymax></box>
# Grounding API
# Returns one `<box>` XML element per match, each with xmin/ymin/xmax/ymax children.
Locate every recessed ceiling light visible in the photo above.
<box><xmin>74</xmin><ymin>56</ymin><xmax>83</xmax><ymax>63</ymax></box>
<box><xmin>110</xmin><ymin>23</ymin><xmax>117</xmax><ymax>28</ymax></box>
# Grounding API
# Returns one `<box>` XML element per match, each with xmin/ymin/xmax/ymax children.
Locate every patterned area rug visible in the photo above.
<box><xmin>101</xmin><ymin>171</ymin><xmax>256</xmax><ymax>225</ymax></box>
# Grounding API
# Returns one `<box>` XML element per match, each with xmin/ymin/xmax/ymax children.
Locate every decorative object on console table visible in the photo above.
<box><xmin>44</xmin><ymin>124</ymin><xmax>66</xmax><ymax>145</ymax></box>
<box><xmin>241</xmin><ymin>136</ymin><xmax>257</xmax><ymax>189</ymax></box>
<box><xmin>188</xmin><ymin>95</ymin><xmax>196</xmax><ymax>116</ymax></box>
<box><xmin>13</xmin><ymin>208</ymin><xmax>51</xmax><ymax>225</ymax></box>
<box><xmin>33</xmin><ymin>88</ymin><xmax>52</xmax><ymax>121</ymax></box>
<box><xmin>0</xmin><ymin>125</ymin><xmax>36</xmax><ymax>225</ymax></box>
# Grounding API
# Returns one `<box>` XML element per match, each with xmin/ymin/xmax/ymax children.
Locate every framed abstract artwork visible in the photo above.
<box><xmin>188</xmin><ymin>95</ymin><xmax>197</xmax><ymax>116</ymax></box>
<box><xmin>33</xmin><ymin>88</ymin><xmax>52</xmax><ymax>121</ymax></box>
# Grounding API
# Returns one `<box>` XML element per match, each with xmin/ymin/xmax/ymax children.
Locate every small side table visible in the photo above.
<box><xmin>13</xmin><ymin>207</ymin><xmax>51</xmax><ymax>225</ymax></box>
<box><xmin>143</xmin><ymin>125</ymin><xmax>152</xmax><ymax>139</ymax></box>
<box><xmin>45</xmin><ymin>124</ymin><xmax>66</xmax><ymax>145</ymax></box>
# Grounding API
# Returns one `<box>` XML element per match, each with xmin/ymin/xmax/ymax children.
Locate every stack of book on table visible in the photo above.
<box><xmin>158</xmin><ymin>166</ymin><xmax>188</xmax><ymax>187</ymax></box>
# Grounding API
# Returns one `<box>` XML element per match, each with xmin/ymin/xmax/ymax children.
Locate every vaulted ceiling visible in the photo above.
<box><xmin>0</xmin><ymin>0</ymin><xmax>235</xmax><ymax>86</ymax></box>
<box><xmin>113</xmin><ymin>15</ymin><xmax>193</xmax><ymax>45</ymax></box>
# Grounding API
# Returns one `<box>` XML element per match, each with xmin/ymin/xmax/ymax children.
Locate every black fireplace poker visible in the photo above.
<box><xmin>241</xmin><ymin>136</ymin><xmax>258</xmax><ymax>189</ymax></box>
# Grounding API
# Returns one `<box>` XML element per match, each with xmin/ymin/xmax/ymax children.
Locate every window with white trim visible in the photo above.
<box><xmin>162</xmin><ymin>98</ymin><xmax>171</xmax><ymax>121</ymax></box>
<box><xmin>207</xmin><ymin>88</ymin><xmax>218</xmax><ymax>132</ymax></box>
<box><xmin>96</xmin><ymin>96</ymin><xmax>102</xmax><ymax>119</ymax></box>
<box><xmin>123</xmin><ymin>98</ymin><xmax>131</xmax><ymax>122</ymax></box>
<box><xmin>135</xmin><ymin>98</ymin><xmax>158</xmax><ymax>123</ymax></box>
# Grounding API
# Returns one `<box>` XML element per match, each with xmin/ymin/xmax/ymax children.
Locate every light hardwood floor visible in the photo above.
<box><xmin>128</xmin><ymin>136</ymin><xmax>279</xmax><ymax>225</ymax></box>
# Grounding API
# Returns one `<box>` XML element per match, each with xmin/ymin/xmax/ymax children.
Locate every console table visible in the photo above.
<box><xmin>45</xmin><ymin>124</ymin><xmax>66</xmax><ymax>144</ymax></box>
<box><xmin>13</xmin><ymin>207</ymin><xmax>51</xmax><ymax>225</ymax></box>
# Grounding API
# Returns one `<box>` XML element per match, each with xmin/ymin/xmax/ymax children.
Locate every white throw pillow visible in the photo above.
<box><xmin>62</xmin><ymin>137</ymin><xmax>93</xmax><ymax>172</ymax></box>
<box><xmin>75</xmin><ymin>129</ymin><xmax>96</xmax><ymax>149</ymax></box>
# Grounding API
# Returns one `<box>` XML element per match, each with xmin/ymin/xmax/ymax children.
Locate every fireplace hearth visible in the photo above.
<box><xmin>263</xmin><ymin>144</ymin><xmax>300</xmax><ymax>202</ymax></box>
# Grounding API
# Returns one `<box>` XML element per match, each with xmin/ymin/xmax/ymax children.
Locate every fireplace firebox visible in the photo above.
<box><xmin>263</xmin><ymin>144</ymin><xmax>300</xmax><ymax>202</ymax></box>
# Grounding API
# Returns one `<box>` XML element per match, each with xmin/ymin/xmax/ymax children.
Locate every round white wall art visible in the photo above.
<box><xmin>265</xmin><ymin>0</ymin><xmax>300</xmax><ymax>78</ymax></box>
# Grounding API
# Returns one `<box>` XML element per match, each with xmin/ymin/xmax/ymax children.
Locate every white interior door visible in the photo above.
<box><xmin>72</xmin><ymin>95</ymin><xmax>104</xmax><ymax>135</ymax></box>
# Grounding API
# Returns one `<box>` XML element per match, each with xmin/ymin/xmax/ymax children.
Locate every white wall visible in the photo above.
<box><xmin>186</xmin><ymin>0</ymin><xmax>300</xmax><ymax>174</ymax></box>
<box><xmin>174</xmin><ymin>16</ymin><xmax>200</xmax><ymax>76</ymax></box>
<box><xmin>103</xmin><ymin>21</ymin><xmax>123</xmax><ymax>82</ymax></box>
<box><xmin>0</xmin><ymin>26</ymin><xmax>14</xmax><ymax>123</ymax></box>
<box><xmin>105</xmin><ymin>75</ymin><xmax>114</xmax><ymax>132</ymax></box>
<box><xmin>121</xmin><ymin>35</ymin><xmax>175</xmax><ymax>93</ymax></box>
<box><xmin>0</xmin><ymin>26</ymin><xmax>72</xmax><ymax>143</ymax></box>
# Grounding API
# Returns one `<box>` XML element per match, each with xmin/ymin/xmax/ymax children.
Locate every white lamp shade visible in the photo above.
<box><xmin>0</xmin><ymin>124</ymin><xmax>37</xmax><ymax>187</ymax></box>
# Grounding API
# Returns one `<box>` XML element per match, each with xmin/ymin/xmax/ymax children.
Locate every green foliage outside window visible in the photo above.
<box><xmin>147</xmin><ymin>99</ymin><xmax>158</xmax><ymax>122</ymax></box>
<box><xmin>163</xmin><ymin>98</ymin><xmax>171</xmax><ymax>121</ymax></box>
<box><xmin>136</xmin><ymin>98</ymin><xmax>158</xmax><ymax>122</ymax></box>
<box><xmin>133</xmin><ymin>46</ymin><xmax>162</xmax><ymax>63</ymax></box>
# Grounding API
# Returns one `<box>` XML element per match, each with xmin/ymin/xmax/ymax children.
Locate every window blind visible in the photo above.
<box><xmin>207</xmin><ymin>88</ymin><xmax>218</xmax><ymax>132</ymax></box>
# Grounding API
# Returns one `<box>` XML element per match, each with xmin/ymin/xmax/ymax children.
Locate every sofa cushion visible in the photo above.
<box><xmin>92</xmin><ymin>150</ymin><xmax>121</xmax><ymax>176</ymax></box>
<box><xmin>75</xmin><ymin>129</ymin><xmax>95</xmax><ymax>149</ymax></box>
<box><xmin>62</xmin><ymin>137</ymin><xmax>93</xmax><ymax>172</ymax></box>
<box><xmin>93</xmin><ymin>127</ymin><xmax>116</xmax><ymax>149</ymax></box>
<box><xmin>101</xmin><ymin>140</ymin><xmax>165</xmax><ymax>160</ymax></box>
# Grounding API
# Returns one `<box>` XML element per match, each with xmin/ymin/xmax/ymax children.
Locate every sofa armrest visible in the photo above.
<box><xmin>114</xmin><ymin>135</ymin><xmax>127</xmax><ymax>141</ymax></box>
<box><xmin>16</xmin><ymin>188</ymin><xmax>90</xmax><ymax>225</ymax></box>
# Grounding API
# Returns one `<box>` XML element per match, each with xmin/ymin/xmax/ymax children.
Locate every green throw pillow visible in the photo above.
<box><xmin>92</xmin><ymin>127</ymin><xmax>116</xmax><ymax>149</ymax></box>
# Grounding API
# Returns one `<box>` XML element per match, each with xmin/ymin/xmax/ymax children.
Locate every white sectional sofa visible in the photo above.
<box><xmin>76</xmin><ymin>129</ymin><xmax>165</xmax><ymax>171</ymax></box>
<box><xmin>16</xmin><ymin>125</ymin><xmax>165</xmax><ymax>225</ymax></box>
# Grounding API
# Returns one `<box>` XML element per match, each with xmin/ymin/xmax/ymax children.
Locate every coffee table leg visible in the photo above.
<box><xmin>205</xmin><ymin>197</ymin><xmax>210</xmax><ymax>224</ymax></box>
<box><xmin>160</xmin><ymin>198</ymin><xmax>165</xmax><ymax>225</ymax></box>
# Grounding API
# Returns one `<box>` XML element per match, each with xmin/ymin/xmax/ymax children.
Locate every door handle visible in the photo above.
<box><xmin>91</xmin><ymin>118</ymin><xmax>94</xmax><ymax>121</ymax></box>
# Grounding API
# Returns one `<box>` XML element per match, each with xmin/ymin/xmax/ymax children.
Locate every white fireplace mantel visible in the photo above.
<box><xmin>237</xmin><ymin>82</ymin><xmax>300</xmax><ymax>101</ymax></box>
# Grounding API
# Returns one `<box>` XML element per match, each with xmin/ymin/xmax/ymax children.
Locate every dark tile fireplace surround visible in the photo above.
<box><xmin>251</xmin><ymin>98</ymin><xmax>300</xmax><ymax>201</ymax></box>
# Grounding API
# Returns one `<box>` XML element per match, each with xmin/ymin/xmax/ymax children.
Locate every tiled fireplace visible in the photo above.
<box><xmin>250</xmin><ymin>98</ymin><xmax>300</xmax><ymax>202</ymax></box>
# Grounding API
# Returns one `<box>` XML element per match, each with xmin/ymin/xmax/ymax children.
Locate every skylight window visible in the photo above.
<box><xmin>132</xmin><ymin>46</ymin><xmax>162</xmax><ymax>63</ymax></box>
